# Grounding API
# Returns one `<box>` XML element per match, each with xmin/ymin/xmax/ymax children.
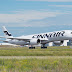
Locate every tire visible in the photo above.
<box><xmin>29</xmin><ymin>47</ymin><xmax>35</xmax><ymax>49</ymax></box>
<box><xmin>41</xmin><ymin>47</ymin><xmax>47</xmax><ymax>49</ymax></box>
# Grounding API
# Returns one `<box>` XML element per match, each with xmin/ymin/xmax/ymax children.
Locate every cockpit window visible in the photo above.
<box><xmin>71</xmin><ymin>32</ymin><xmax>72</xmax><ymax>34</ymax></box>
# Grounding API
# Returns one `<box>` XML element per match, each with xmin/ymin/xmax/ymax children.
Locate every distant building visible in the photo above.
<box><xmin>61</xmin><ymin>40</ymin><xmax>69</xmax><ymax>46</ymax></box>
<box><xmin>67</xmin><ymin>40</ymin><xmax>72</xmax><ymax>46</ymax></box>
<box><xmin>48</xmin><ymin>40</ymin><xmax>70</xmax><ymax>46</ymax></box>
<box><xmin>48</xmin><ymin>42</ymin><xmax>53</xmax><ymax>46</ymax></box>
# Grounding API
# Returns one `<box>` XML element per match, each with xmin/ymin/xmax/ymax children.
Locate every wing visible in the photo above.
<box><xmin>0</xmin><ymin>36</ymin><xmax>48</xmax><ymax>43</ymax></box>
<box><xmin>7</xmin><ymin>37</ymin><xmax>30</xmax><ymax>41</ymax></box>
<box><xmin>0</xmin><ymin>36</ymin><xmax>30</xmax><ymax>41</ymax></box>
<box><xmin>8</xmin><ymin>37</ymin><xmax>48</xmax><ymax>41</ymax></box>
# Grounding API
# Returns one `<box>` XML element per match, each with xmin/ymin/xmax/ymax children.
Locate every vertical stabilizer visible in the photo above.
<box><xmin>2</xmin><ymin>26</ymin><xmax>13</xmax><ymax>38</ymax></box>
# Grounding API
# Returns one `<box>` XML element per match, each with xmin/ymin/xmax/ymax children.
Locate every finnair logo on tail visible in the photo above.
<box><xmin>4</xmin><ymin>31</ymin><xmax>12</xmax><ymax>36</ymax></box>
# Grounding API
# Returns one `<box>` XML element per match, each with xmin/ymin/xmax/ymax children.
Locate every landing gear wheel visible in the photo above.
<box><xmin>41</xmin><ymin>47</ymin><xmax>47</xmax><ymax>49</ymax></box>
<box><xmin>41</xmin><ymin>44</ymin><xmax>47</xmax><ymax>49</ymax></box>
<box><xmin>29</xmin><ymin>47</ymin><xmax>35</xmax><ymax>49</ymax></box>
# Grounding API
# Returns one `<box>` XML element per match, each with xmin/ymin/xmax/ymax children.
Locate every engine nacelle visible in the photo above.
<box><xmin>53</xmin><ymin>41</ymin><xmax>64</xmax><ymax>45</ymax></box>
<box><xmin>30</xmin><ymin>39</ymin><xmax>40</xmax><ymax>45</ymax></box>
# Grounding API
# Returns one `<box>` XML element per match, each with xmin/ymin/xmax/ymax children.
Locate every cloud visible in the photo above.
<box><xmin>23</xmin><ymin>14</ymin><xmax>72</xmax><ymax>27</ymax></box>
<box><xmin>49</xmin><ymin>5</ymin><xmax>72</xmax><ymax>8</ymax></box>
<box><xmin>0</xmin><ymin>10</ymin><xmax>63</xmax><ymax>23</ymax></box>
<box><xmin>0</xmin><ymin>10</ymin><xmax>71</xmax><ymax>27</ymax></box>
<box><xmin>17</xmin><ymin>0</ymin><xmax>72</xmax><ymax>2</ymax></box>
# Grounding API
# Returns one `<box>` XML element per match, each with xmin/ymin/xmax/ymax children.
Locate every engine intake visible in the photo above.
<box><xmin>37</xmin><ymin>39</ymin><xmax>40</xmax><ymax>43</ymax></box>
<box><xmin>30</xmin><ymin>39</ymin><xmax>41</xmax><ymax>45</ymax></box>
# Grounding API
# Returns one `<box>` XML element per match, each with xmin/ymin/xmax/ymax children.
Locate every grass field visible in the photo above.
<box><xmin>0</xmin><ymin>46</ymin><xmax>72</xmax><ymax>56</ymax></box>
<box><xmin>0</xmin><ymin>46</ymin><xmax>72</xmax><ymax>72</ymax></box>
<box><xmin>0</xmin><ymin>58</ymin><xmax>72</xmax><ymax>72</ymax></box>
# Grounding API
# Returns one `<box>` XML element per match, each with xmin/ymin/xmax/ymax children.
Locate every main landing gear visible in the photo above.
<box><xmin>29</xmin><ymin>47</ymin><xmax>35</xmax><ymax>49</ymax></box>
<box><xmin>41</xmin><ymin>44</ymin><xmax>47</xmax><ymax>49</ymax></box>
<box><xmin>29</xmin><ymin>44</ymin><xmax>47</xmax><ymax>49</ymax></box>
<box><xmin>41</xmin><ymin>47</ymin><xmax>47</xmax><ymax>49</ymax></box>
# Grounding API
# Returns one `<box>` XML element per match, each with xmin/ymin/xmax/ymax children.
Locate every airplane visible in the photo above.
<box><xmin>0</xmin><ymin>26</ymin><xmax>72</xmax><ymax>49</ymax></box>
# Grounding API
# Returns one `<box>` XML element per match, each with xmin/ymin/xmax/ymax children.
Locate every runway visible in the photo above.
<box><xmin>0</xmin><ymin>56</ymin><xmax>72</xmax><ymax>59</ymax></box>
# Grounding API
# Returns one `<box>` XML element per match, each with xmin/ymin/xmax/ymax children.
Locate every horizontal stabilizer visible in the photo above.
<box><xmin>0</xmin><ymin>40</ymin><xmax>8</xmax><ymax>42</ymax></box>
<box><xmin>0</xmin><ymin>36</ymin><xmax>5</xmax><ymax>38</ymax></box>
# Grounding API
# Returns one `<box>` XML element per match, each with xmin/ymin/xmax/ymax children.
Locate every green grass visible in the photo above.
<box><xmin>0</xmin><ymin>46</ymin><xmax>72</xmax><ymax>56</ymax></box>
<box><xmin>0</xmin><ymin>57</ymin><xmax>72</xmax><ymax>72</ymax></box>
<box><xmin>0</xmin><ymin>46</ymin><xmax>72</xmax><ymax>72</ymax></box>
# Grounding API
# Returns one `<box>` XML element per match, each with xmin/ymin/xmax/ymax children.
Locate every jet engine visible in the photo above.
<box><xmin>53</xmin><ymin>41</ymin><xmax>64</xmax><ymax>45</ymax></box>
<box><xmin>30</xmin><ymin>39</ymin><xmax>41</xmax><ymax>45</ymax></box>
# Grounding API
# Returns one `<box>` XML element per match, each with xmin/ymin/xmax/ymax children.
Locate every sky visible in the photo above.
<box><xmin>0</xmin><ymin>0</ymin><xmax>72</xmax><ymax>36</ymax></box>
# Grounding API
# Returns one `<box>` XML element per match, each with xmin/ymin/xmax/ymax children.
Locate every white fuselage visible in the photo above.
<box><xmin>6</xmin><ymin>30</ymin><xmax>72</xmax><ymax>45</ymax></box>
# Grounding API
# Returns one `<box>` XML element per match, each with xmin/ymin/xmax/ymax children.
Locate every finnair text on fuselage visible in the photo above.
<box><xmin>32</xmin><ymin>31</ymin><xmax>65</xmax><ymax>39</ymax></box>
